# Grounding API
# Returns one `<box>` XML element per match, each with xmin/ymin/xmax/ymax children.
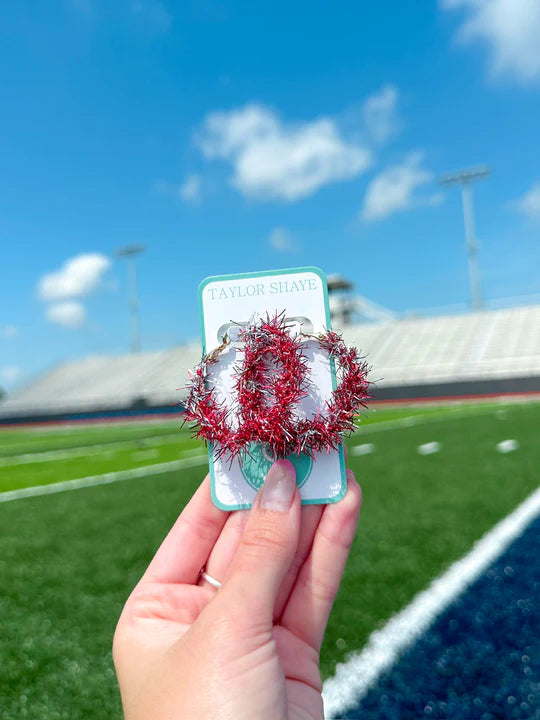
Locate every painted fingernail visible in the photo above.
<box><xmin>261</xmin><ymin>460</ymin><xmax>296</xmax><ymax>512</ymax></box>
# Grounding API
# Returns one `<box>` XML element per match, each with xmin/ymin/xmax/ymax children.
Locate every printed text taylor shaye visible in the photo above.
<box><xmin>206</xmin><ymin>277</ymin><xmax>319</xmax><ymax>301</ymax></box>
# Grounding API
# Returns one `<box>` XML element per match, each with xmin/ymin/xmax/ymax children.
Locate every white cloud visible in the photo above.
<box><xmin>0</xmin><ymin>365</ymin><xmax>22</xmax><ymax>386</ymax></box>
<box><xmin>154</xmin><ymin>177</ymin><xmax>202</xmax><ymax>203</ymax></box>
<box><xmin>38</xmin><ymin>253</ymin><xmax>110</xmax><ymax>301</ymax></box>
<box><xmin>268</xmin><ymin>227</ymin><xmax>296</xmax><ymax>253</ymax></box>
<box><xmin>514</xmin><ymin>182</ymin><xmax>540</xmax><ymax>219</ymax></box>
<box><xmin>442</xmin><ymin>0</ymin><xmax>540</xmax><ymax>83</ymax></box>
<box><xmin>362</xmin><ymin>153</ymin><xmax>440</xmax><ymax>222</ymax></box>
<box><xmin>0</xmin><ymin>325</ymin><xmax>18</xmax><ymax>339</ymax></box>
<box><xmin>46</xmin><ymin>301</ymin><xmax>86</xmax><ymax>329</ymax></box>
<box><xmin>179</xmin><ymin>174</ymin><xmax>202</xmax><ymax>203</ymax></box>
<box><xmin>198</xmin><ymin>104</ymin><xmax>371</xmax><ymax>201</ymax></box>
<box><xmin>362</xmin><ymin>85</ymin><xmax>400</xmax><ymax>144</ymax></box>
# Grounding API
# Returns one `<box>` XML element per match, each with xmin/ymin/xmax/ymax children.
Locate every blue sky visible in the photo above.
<box><xmin>1</xmin><ymin>0</ymin><xmax>540</xmax><ymax>391</ymax></box>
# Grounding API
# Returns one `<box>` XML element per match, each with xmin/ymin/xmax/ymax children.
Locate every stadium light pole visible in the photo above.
<box><xmin>440</xmin><ymin>165</ymin><xmax>491</xmax><ymax>311</ymax></box>
<box><xmin>116</xmin><ymin>244</ymin><xmax>145</xmax><ymax>353</ymax></box>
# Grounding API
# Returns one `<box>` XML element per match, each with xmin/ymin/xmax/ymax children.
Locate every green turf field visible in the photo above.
<box><xmin>1</xmin><ymin>402</ymin><xmax>539</xmax><ymax>719</ymax></box>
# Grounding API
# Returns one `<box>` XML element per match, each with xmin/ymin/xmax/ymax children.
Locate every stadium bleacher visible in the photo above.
<box><xmin>347</xmin><ymin>304</ymin><xmax>540</xmax><ymax>394</ymax></box>
<box><xmin>350</xmin><ymin>304</ymin><xmax>540</xmax><ymax>399</ymax></box>
<box><xmin>0</xmin><ymin>345</ymin><xmax>202</xmax><ymax>423</ymax></box>
<box><xmin>2</xmin><ymin>305</ymin><xmax>540</xmax><ymax>423</ymax></box>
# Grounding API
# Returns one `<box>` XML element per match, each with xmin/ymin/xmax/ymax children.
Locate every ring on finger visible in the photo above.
<box><xmin>198</xmin><ymin>566</ymin><xmax>222</xmax><ymax>589</ymax></box>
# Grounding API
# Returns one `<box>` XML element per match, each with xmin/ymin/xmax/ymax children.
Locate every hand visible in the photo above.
<box><xmin>113</xmin><ymin>458</ymin><xmax>361</xmax><ymax>720</ymax></box>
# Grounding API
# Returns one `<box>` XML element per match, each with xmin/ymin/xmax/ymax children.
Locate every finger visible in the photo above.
<box><xmin>202</xmin><ymin>505</ymin><xmax>322</xmax><ymax>605</ymax></box>
<box><xmin>197</xmin><ymin>509</ymin><xmax>249</xmax><ymax>588</ymax></box>
<box><xmin>201</xmin><ymin>446</ymin><xmax>346</xmax><ymax>598</ymax></box>
<box><xmin>280</xmin><ymin>470</ymin><xmax>361</xmax><ymax>651</ymax></box>
<box><xmin>201</xmin><ymin>508</ymin><xmax>323</xmax><ymax>617</ymax></box>
<box><xmin>218</xmin><ymin>460</ymin><xmax>301</xmax><ymax>622</ymax></box>
<box><xmin>142</xmin><ymin>474</ymin><xmax>229</xmax><ymax>585</ymax></box>
<box><xmin>273</xmin><ymin>505</ymin><xmax>323</xmax><ymax>621</ymax></box>
<box><xmin>272</xmin><ymin>445</ymin><xmax>346</xmax><ymax>617</ymax></box>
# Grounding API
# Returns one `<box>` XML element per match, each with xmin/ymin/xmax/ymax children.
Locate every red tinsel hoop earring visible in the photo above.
<box><xmin>184</xmin><ymin>312</ymin><xmax>370</xmax><ymax>460</ymax></box>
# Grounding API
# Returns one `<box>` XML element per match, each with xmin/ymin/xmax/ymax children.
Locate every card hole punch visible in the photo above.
<box><xmin>217</xmin><ymin>316</ymin><xmax>314</xmax><ymax>344</ymax></box>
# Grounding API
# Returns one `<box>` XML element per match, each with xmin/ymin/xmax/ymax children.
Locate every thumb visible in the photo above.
<box><xmin>219</xmin><ymin>459</ymin><xmax>301</xmax><ymax>622</ymax></box>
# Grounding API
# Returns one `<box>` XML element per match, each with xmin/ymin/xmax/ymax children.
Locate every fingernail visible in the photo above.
<box><xmin>260</xmin><ymin>460</ymin><xmax>296</xmax><ymax>512</ymax></box>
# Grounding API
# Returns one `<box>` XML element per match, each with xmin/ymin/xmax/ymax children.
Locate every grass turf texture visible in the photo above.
<box><xmin>0</xmin><ymin>420</ymin><xmax>183</xmax><ymax>457</ymax></box>
<box><xmin>0</xmin><ymin>404</ymin><xmax>507</xmax><ymax>493</ymax></box>
<box><xmin>0</xmin><ymin>433</ymin><xmax>202</xmax><ymax>493</ymax></box>
<box><xmin>0</xmin><ymin>402</ymin><xmax>539</xmax><ymax>718</ymax></box>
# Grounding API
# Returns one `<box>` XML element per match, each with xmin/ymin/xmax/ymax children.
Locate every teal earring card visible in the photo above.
<box><xmin>198</xmin><ymin>266</ymin><xmax>347</xmax><ymax>510</ymax></box>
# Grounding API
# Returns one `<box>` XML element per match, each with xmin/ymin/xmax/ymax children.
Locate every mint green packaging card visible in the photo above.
<box><xmin>198</xmin><ymin>267</ymin><xmax>346</xmax><ymax>510</ymax></box>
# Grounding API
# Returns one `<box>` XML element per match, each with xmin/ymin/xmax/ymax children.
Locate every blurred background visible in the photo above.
<box><xmin>1</xmin><ymin>1</ymin><xmax>539</xmax><ymax>719</ymax></box>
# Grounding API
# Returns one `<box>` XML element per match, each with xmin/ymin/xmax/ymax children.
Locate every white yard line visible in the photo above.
<box><xmin>0</xmin><ymin>454</ymin><xmax>208</xmax><ymax>503</ymax></box>
<box><xmin>322</xmin><ymin>485</ymin><xmax>540</xmax><ymax>719</ymax></box>
<box><xmin>0</xmin><ymin>434</ymin><xmax>188</xmax><ymax>467</ymax></box>
<box><xmin>0</xmin><ymin>405</ymin><xmax>499</xmax><ymax>464</ymax></box>
<box><xmin>354</xmin><ymin>416</ymin><xmax>421</xmax><ymax>433</ymax></box>
<box><xmin>353</xmin><ymin>404</ymin><xmax>503</xmax><ymax>437</ymax></box>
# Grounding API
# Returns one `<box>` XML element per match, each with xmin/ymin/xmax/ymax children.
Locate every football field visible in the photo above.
<box><xmin>1</xmin><ymin>401</ymin><xmax>539</xmax><ymax>719</ymax></box>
